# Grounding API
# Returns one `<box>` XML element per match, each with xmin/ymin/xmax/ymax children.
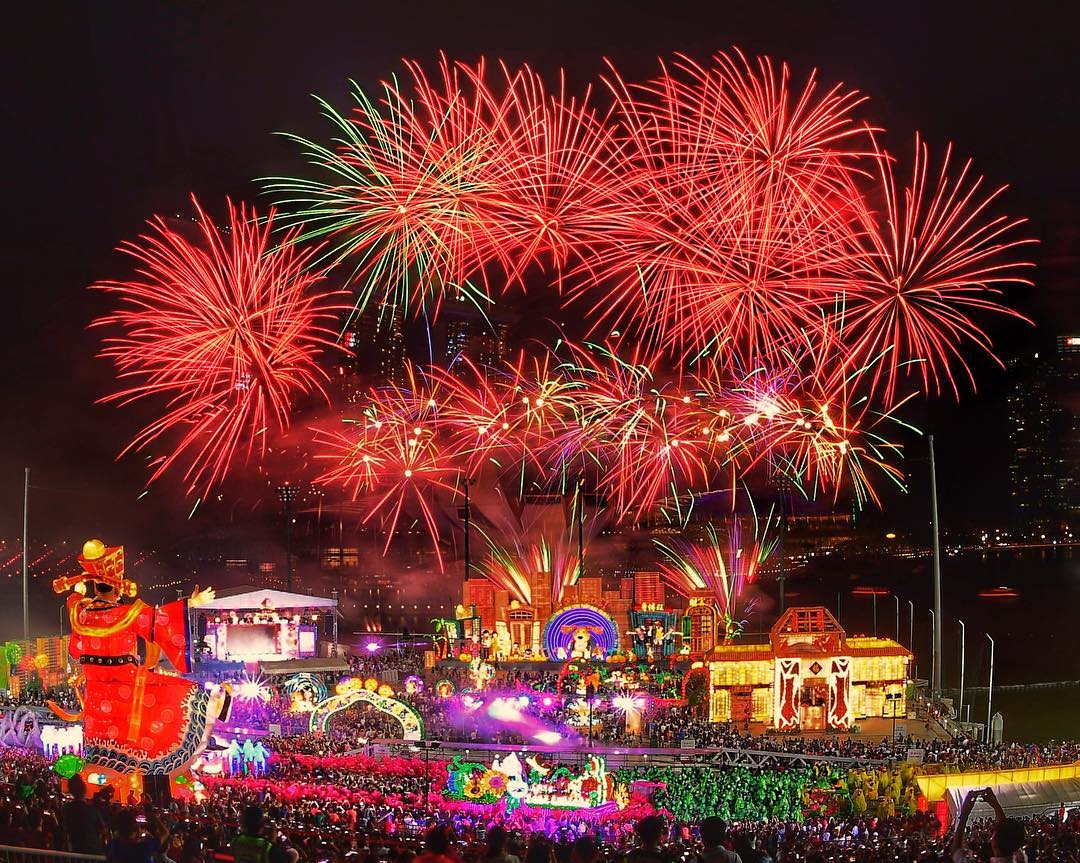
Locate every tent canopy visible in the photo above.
<box><xmin>946</xmin><ymin>778</ymin><xmax>1080</xmax><ymax>822</ymax></box>
<box><xmin>199</xmin><ymin>586</ymin><xmax>338</xmax><ymax>611</ymax></box>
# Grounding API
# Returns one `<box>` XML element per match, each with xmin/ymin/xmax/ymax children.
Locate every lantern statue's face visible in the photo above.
<box><xmin>89</xmin><ymin>580</ymin><xmax>120</xmax><ymax>605</ymax></box>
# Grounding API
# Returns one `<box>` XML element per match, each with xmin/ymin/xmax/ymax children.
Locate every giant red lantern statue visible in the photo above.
<box><xmin>50</xmin><ymin>539</ymin><xmax>229</xmax><ymax>783</ymax></box>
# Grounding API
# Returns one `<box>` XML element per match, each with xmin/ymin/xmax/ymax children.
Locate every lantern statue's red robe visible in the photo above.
<box><xmin>52</xmin><ymin>540</ymin><xmax>226</xmax><ymax>777</ymax></box>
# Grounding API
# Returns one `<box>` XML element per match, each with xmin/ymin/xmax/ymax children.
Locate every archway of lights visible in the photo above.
<box><xmin>309</xmin><ymin>680</ymin><xmax>425</xmax><ymax>740</ymax></box>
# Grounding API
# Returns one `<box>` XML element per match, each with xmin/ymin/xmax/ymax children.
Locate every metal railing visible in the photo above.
<box><xmin>0</xmin><ymin>847</ymin><xmax>104</xmax><ymax>863</ymax></box>
<box><xmin>348</xmin><ymin>737</ymin><xmax>887</xmax><ymax>770</ymax></box>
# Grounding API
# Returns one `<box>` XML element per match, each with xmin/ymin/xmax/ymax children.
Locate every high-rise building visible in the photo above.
<box><xmin>1006</xmin><ymin>337</ymin><xmax>1080</xmax><ymax>529</ymax></box>
<box><xmin>343</xmin><ymin>304</ymin><xmax>408</xmax><ymax>387</ymax></box>
<box><xmin>437</xmin><ymin>300</ymin><xmax>515</xmax><ymax>368</ymax></box>
<box><xmin>1055</xmin><ymin>335</ymin><xmax>1080</xmax><ymax>522</ymax></box>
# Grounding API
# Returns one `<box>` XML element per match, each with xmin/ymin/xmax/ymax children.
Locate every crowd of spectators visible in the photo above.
<box><xmin>0</xmin><ymin>684</ymin><xmax>79</xmax><ymax>712</ymax></box>
<box><xmin>0</xmin><ymin>749</ymin><xmax>1078</xmax><ymax>862</ymax></box>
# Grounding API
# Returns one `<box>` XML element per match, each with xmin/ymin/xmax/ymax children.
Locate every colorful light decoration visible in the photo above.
<box><xmin>434</xmin><ymin>679</ymin><xmax>456</xmax><ymax>698</ymax></box>
<box><xmin>282</xmin><ymin>673</ymin><xmax>328</xmax><ymax>713</ymax></box>
<box><xmin>444</xmin><ymin>753</ymin><xmax>626</xmax><ymax>811</ymax></box>
<box><xmin>467</xmin><ymin>657</ymin><xmax>496</xmax><ymax>690</ymax></box>
<box><xmin>309</xmin><ymin>677</ymin><xmax>424</xmax><ymax>739</ymax></box>
<box><xmin>49</xmin><ymin>539</ymin><xmax>226</xmax><ymax>780</ymax></box>
<box><xmin>542</xmin><ymin>604</ymin><xmax>620</xmax><ymax>661</ymax></box>
<box><xmin>234</xmin><ymin>673</ymin><xmax>273</xmax><ymax>703</ymax></box>
<box><xmin>616</xmin><ymin>763</ymin><xmax>833</xmax><ymax>823</ymax></box>
<box><xmin>53</xmin><ymin>754</ymin><xmax>86</xmax><ymax>780</ymax></box>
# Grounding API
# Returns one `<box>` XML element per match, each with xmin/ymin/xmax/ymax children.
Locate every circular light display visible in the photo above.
<box><xmin>542</xmin><ymin>605</ymin><xmax>619</xmax><ymax>660</ymax></box>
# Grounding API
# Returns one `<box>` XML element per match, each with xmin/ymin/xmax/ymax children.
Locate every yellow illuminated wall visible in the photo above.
<box><xmin>710</xmin><ymin>658</ymin><xmax>773</xmax><ymax>686</ymax></box>
<box><xmin>708</xmin><ymin>658</ymin><xmax>773</xmax><ymax>723</ymax></box>
<box><xmin>851</xmin><ymin>653</ymin><xmax>908</xmax><ymax>683</ymax></box>
<box><xmin>916</xmin><ymin>762</ymin><xmax>1080</xmax><ymax>803</ymax></box>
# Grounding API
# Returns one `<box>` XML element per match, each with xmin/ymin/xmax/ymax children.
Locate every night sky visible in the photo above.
<box><xmin>1</xmin><ymin>0</ymin><xmax>1077</xmax><ymax>550</ymax></box>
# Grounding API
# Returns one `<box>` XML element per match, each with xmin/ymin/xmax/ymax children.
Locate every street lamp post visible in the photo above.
<box><xmin>887</xmin><ymin>692</ymin><xmax>901</xmax><ymax>742</ymax></box>
<box><xmin>276</xmin><ymin>483</ymin><xmax>298</xmax><ymax>592</ymax></box>
<box><xmin>986</xmin><ymin>634</ymin><xmax>995</xmax><ymax>743</ymax></box>
<box><xmin>423</xmin><ymin>742</ymin><xmax>430</xmax><ymax>811</ymax></box>
<box><xmin>463</xmin><ymin>477</ymin><xmax>472</xmax><ymax>582</ymax></box>
<box><xmin>928</xmin><ymin>608</ymin><xmax>936</xmax><ymax>699</ymax></box>
<box><xmin>577</xmin><ymin>478</ymin><xmax>585</xmax><ymax>580</ymax></box>
<box><xmin>958</xmin><ymin>619</ymin><xmax>966</xmax><ymax>725</ymax></box>
<box><xmin>908</xmin><ymin>600</ymin><xmax>914</xmax><ymax>649</ymax></box>
<box><xmin>894</xmin><ymin>596</ymin><xmax>900</xmax><ymax>642</ymax></box>
<box><xmin>928</xmin><ymin>435</ymin><xmax>943</xmax><ymax>700</ymax></box>
<box><xmin>331</xmin><ymin>588</ymin><xmax>339</xmax><ymax>651</ymax></box>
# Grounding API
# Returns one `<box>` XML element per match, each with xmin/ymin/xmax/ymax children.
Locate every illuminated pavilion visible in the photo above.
<box><xmin>704</xmin><ymin>607</ymin><xmax>912</xmax><ymax>731</ymax></box>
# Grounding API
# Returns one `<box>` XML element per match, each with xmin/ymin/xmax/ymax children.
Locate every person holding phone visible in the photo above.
<box><xmin>951</xmin><ymin>787</ymin><xmax>1027</xmax><ymax>863</ymax></box>
<box><xmin>105</xmin><ymin>809</ymin><xmax>170</xmax><ymax>863</ymax></box>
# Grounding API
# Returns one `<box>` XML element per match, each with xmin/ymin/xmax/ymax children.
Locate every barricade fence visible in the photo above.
<box><xmin>0</xmin><ymin>847</ymin><xmax>104</xmax><ymax>863</ymax></box>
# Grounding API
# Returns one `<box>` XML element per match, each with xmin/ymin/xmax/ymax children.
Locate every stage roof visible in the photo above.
<box><xmin>199</xmin><ymin>586</ymin><xmax>338</xmax><ymax>611</ymax></box>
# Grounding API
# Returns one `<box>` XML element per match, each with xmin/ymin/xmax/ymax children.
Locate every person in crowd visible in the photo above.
<box><xmin>524</xmin><ymin>834</ymin><xmax>555</xmax><ymax>863</ymax></box>
<box><xmin>483</xmin><ymin>826</ymin><xmax>521</xmax><ymax>863</ymax></box>
<box><xmin>624</xmin><ymin>816</ymin><xmax>674</xmax><ymax>863</ymax></box>
<box><xmin>106</xmin><ymin>809</ymin><xmax>170</xmax><ymax>863</ymax></box>
<box><xmin>230</xmin><ymin>805</ymin><xmax>297</xmax><ymax>863</ymax></box>
<box><xmin>61</xmin><ymin>774</ymin><xmax>107</xmax><ymax>855</ymax></box>
<box><xmin>570</xmin><ymin>835</ymin><xmax>599</xmax><ymax>863</ymax></box>
<box><xmin>414</xmin><ymin>826</ymin><xmax>461</xmax><ymax>863</ymax></box>
<box><xmin>699</xmin><ymin>817</ymin><xmax>742</xmax><ymax>863</ymax></box>
<box><xmin>951</xmin><ymin>787</ymin><xmax>1027</xmax><ymax>863</ymax></box>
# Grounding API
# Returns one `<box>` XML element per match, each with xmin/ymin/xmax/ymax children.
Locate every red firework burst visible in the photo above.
<box><xmin>313</xmin><ymin>369</ymin><xmax>461</xmax><ymax>569</ymax></box>
<box><xmin>94</xmin><ymin>196</ymin><xmax>342</xmax><ymax>494</ymax></box>
<box><xmin>842</xmin><ymin>135</ymin><xmax>1035</xmax><ymax>403</ymax></box>
<box><xmin>580</xmin><ymin>50</ymin><xmax>873</xmax><ymax>366</ymax></box>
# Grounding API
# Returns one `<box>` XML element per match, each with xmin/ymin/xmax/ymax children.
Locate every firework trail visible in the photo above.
<box><xmin>656</xmin><ymin>508</ymin><xmax>780</xmax><ymax>638</ymax></box>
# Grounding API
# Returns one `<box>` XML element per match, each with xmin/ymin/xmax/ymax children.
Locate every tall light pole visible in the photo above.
<box><xmin>887</xmin><ymin>691</ymin><xmax>901</xmax><ymax>742</ymax></box>
<box><xmin>986</xmin><ymin>634</ymin><xmax>995</xmax><ymax>743</ymax></box>
<box><xmin>276</xmin><ymin>483</ymin><xmax>297</xmax><ymax>591</ymax></box>
<box><xmin>958</xmin><ymin>619</ymin><xmax>966</xmax><ymax>725</ymax></box>
<box><xmin>576</xmin><ymin>478</ymin><xmax>585</xmax><ymax>580</ymax></box>
<box><xmin>777</xmin><ymin>482</ymin><xmax>787</xmax><ymax>614</ymax></box>
<box><xmin>586</xmin><ymin>682</ymin><xmax>596</xmax><ymax>746</ymax></box>
<box><xmin>908</xmin><ymin>600</ymin><xmax>914</xmax><ymax>649</ymax></box>
<box><xmin>22</xmin><ymin>468</ymin><xmax>30</xmax><ymax>644</ymax></box>
<box><xmin>463</xmin><ymin>477</ymin><xmax>472</xmax><ymax>582</ymax></box>
<box><xmin>928</xmin><ymin>608</ymin><xmax>936</xmax><ymax>697</ymax></box>
<box><xmin>895</xmin><ymin>596</ymin><xmax>900</xmax><ymax>642</ymax></box>
<box><xmin>928</xmin><ymin>435</ymin><xmax>943</xmax><ymax>700</ymax></box>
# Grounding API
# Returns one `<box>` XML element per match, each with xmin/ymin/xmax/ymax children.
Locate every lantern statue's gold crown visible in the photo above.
<box><xmin>52</xmin><ymin>539</ymin><xmax>136</xmax><ymax>597</ymax></box>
